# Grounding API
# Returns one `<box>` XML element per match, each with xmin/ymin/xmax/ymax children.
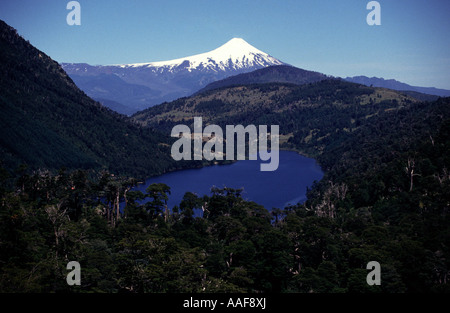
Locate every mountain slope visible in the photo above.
<box><xmin>61</xmin><ymin>38</ymin><xmax>284</xmax><ymax>114</ymax></box>
<box><xmin>344</xmin><ymin>76</ymin><xmax>450</xmax><ymax>97</ymax></box>
<box><xmin>132</xmin><ymin>79</ymin><xmax>419</xmax><ymax>140</ymax></box>
<box><xmin>117</xmin><ymin>38</ymin><xmax>283</xmax><ymax>72</ymax></box>
<box><xmin>196</xmin><ymin>65</ymin><xmax>329</xmax><ymax>94</ymax></box>
<box><xmin>0</xmin><ymin>20</ymin><xmax>189</xmax><ymax>178</ymax></box>
<box><xmin>132</xmin><ymin>75</ymin><xmax>450</xmax><ymax>292</ymax></box>
<box><xmin>68</xmin><ymin>73</ymin><xmax>162</xmax><ymax>115</ymax></box>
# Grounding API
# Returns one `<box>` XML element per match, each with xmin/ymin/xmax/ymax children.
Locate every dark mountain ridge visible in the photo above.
<box><xmin>196</xmin><ymin>65</ymin><xmax>330</xmax><ymax>94</ymax></box>
<box><xmin>133</xmin><ymin>78</ymin><xmax>419</xmax><ymax>137</ymax></box>
<box><xmin>0</xmin><ymin>20</ymin><xmax>190</xmax><ymax>178</ymax></box>
<box><xmin>345</xmin><ymin>75</ymin><xmax>450</xmax><ymax>98</ymax></box>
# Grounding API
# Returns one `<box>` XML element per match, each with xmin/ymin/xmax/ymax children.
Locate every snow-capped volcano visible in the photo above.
<box><xmin>116</xmin><ymin>38</ymin><xmax>283</xmax><ymax>72</ymax></box>
<box><xmin>61</xmin><ymin>38</ymin><xmax>285</xmax><ymax>114</ymax></box>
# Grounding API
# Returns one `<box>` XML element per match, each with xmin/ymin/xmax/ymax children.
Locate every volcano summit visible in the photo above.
<box><xmin>61</xmin><ymin>38</ymin><xmax>284</xmax><ymax>114</ymax></box>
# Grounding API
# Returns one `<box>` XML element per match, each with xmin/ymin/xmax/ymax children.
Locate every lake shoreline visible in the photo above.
<box><xmin>135</xmin><ymin>150</ymin><xmax>324</xmax><ymax>211</ymax></box>
<box><xmin>145</xmin><ymin>147</ymin><xmax>323</xmax><ymax>181</ymax></box>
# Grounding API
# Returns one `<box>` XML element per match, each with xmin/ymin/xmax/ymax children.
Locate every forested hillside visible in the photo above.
<box><xmin>196</xmin><ymin>65</ymin><xmax>329</xmax><ymax>94</ymax></box>
<box><xmin>130</xmin><ymin>78</ymin><xmax>449</xmax><ymax>293</ymax></box>
<box><xmin>0</xmin><ymin>20</ymin><xmax>192</xmax><ymax>179</ymax></box>
<box><xmin>292</xmin><ymin>97</ymin><xmax>450</xmax><ymax>292</ymax></box>
<box><xmin>1</xmin><ymin>94</ymin><xmax>448</xmax><ymax>292</ymax></box>
<box><xmin>132</xmin><ymin>79</ymin><xmax>418</xmax><ymax>137</ymax></box>
<box><xmin>0</xmin><ymin>19</ymin><xmax>448</xmax><ymax>293</ymax></box>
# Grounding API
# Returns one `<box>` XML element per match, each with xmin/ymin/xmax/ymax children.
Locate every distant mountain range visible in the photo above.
<box><xmin>344</xmin><ymin>76</ymin><xmax>450</xmax><ymax>98</ymax></box>
<box><xmin>195</xmin><ymin>65</ymin><xmax>448</xmax><ymax>102</ymax></box>
<box><xmin>61</xmin><ymin>38</ymin><xmax>450</xmax><ymax>116</ymax></box>
<box><xmin>61</xmin><ymin>38</ymin><xmax>284</xmax><ymax>115</ymax></box>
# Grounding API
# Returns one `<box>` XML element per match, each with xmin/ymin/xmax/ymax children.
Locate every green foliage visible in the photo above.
<box><xmin>2</xmin><ymin>90</ymin><xmax>449</xmax><ymax>293</ymax></box>
<box><xmin>1</xmin><ymin>20</ymin><xmax>449</xmax><ymax>294</ymax></box>
<box><xmin>133</xmin><ymin>79</ymin><xmax>414</xmax><ymax>140</ymax></box>
<box><xmin>0</xmin><ymin>20</ymin><xmax>195</xmax><ymax>179</ymax></box>
<box><xmin>0</xmin><ymin>171</ymin><xmax>288</xmax><ymax>293</ymax></box>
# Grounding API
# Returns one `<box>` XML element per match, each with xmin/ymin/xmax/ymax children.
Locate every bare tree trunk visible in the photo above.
<box><xmin>116</xmin><ymin>190</ymin><xmax>120</xmax><ymax>224</ymax></box>
<box><xmin>53</xmin><ymin>226</ymin><xmax>59</xmax><ymax>260</ymax></box>
<box><xmin>123</xmin><ymin>187</ymin><xmax>130</xmax><ymax>219</ymax></box>
<box><xmin>406</xmin><ymin>158</ymin><xmax>420</xmax><ymax>192</ymax></box>
<box><xmin>45</xmin><ymin>203</ymin><xmax>68</xmax><ymax>267</ymax></box>
<box><xmin>107</xmin><ymin>202</ymin><xmax>111</xmax><ymax>226</ymax></box>
<box><xmin>226</xmin><ymin>253</ymin><xmax>233</xmax><ymax>268</ymax></box>
<box><xmin>164</xmin><ymin>204</ymin><xmax>169</xmax><ymax>223</ymax></box>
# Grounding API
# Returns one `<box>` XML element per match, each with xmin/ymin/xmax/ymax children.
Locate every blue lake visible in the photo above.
<box><xmin>133</xmin><ymin>150</ymin><xmax>323</xmax><ymax>211</ymax></box>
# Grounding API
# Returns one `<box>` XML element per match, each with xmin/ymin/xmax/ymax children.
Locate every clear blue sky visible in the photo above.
<box><xmin>1</xmin><ymin>0</ymin><xmax>449</xmax><ymax>89</ymax></box>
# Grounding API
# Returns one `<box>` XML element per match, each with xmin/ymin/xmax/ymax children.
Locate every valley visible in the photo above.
<box><xmin>0</xmin><ymin>18</ymin><xmax>449</xmax><ymax>294</ymax></box>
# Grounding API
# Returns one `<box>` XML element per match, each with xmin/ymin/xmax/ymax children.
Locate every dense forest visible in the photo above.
<box><xmin>1</xmin><ymin>96</ymin><xmax>449</xmax><ymax>292</ymax></box>
<box><xmin>0</xmin><ymin>20</ymin><xmax>449</xmax><ymax>293</ymax></box>
<box><xmin>0</xmin><ymin>20</ymin><xmax>197</xmax><ymax>179</ymax></box>
<box><xmin>132</xmin><ymin>79</ymin><xmax>418</xmax><ymax>141</ymax></box>
<box><xmin>195</xmin><ymin>64</ymin><xmax>329</xmax><ymax>94</ymax></box>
